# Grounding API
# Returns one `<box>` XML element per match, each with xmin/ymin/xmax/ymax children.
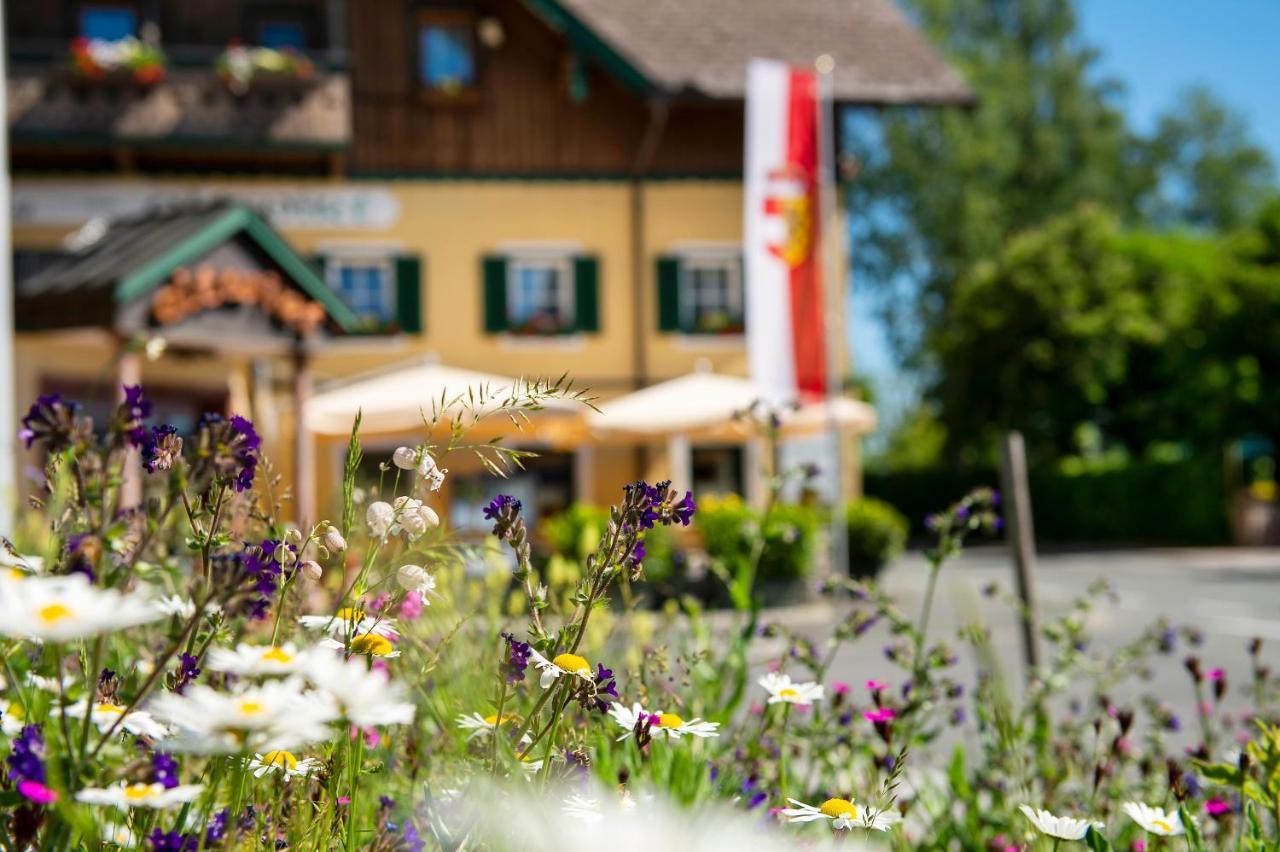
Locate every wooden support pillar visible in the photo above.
<box><xmin>293</xmin><ymin>347</ymin><xmax>315</xmax><ymax>527</ymax></box>
<box><xmin>744</xmin><ymin>437</ymin><xmax>766</xmax><ymax>509</ymax></box>
<box><xmin>573</xmin><ymin>445</ymin><xmax>595</xmax><ymax>505</ymax></box>
<box><xmin>118</xmin><ymin>344</ymin><xmax>143</xmax><ymax>509</ymax></box>
<box><xmin>666</xmin><ymin>433</ymin><xmax>692</xmax><ymax>492</ymax></box>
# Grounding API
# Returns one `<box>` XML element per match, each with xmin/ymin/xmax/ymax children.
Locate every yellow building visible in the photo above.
<box><xmin>6</xmin><ymin>0</ymin><xmax>969</xmax><ymax>526</ymax></box>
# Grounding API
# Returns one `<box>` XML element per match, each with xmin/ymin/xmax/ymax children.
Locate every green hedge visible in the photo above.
<box><xmin>865</xmin><ymin>455</ymin><xmax>1229</xmax><ymax>545</ymax></box>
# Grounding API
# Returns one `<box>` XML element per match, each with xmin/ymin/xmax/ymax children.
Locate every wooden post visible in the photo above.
<box><xmin>999</xmin><ymin>431</ymin><xmax>1042</xmax><ymax>676</ymax></box>
<box><xmin>293</xmin><ymin>347</ymin><xmax>315</xmax><ymax>527</ymax></box>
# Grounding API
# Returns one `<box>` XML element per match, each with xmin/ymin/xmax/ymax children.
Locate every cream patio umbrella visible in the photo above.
<box><xmin>305</xmin><ymin>357</ymin><xmax>583</xmax><ymax>439</ymax></box>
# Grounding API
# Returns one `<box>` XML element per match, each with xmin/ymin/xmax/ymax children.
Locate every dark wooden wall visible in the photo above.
<box><xmin>347</xmin><ymin>0</ymin><xmax>743</xmax><ymax>176</ymax></box>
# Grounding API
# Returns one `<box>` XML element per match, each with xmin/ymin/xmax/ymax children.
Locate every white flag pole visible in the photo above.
<box><xmin>0</xmin><ymin>6</ymin><xmax>16</xmax><ymax>536</ymax></box>
<box><xmin>815</xmin><ymin>54</ymin><xmax>848</xmax><ymax>577</ymax></box>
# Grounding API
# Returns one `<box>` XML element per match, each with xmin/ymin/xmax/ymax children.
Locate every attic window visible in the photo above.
<box><xmin>79</xmin><ymin>5</ymin><xmax>138</xmax><ymax>41</ymax></box>
<box><xmin>416</xmin><ymin>10</ymin><xmax>477</xmax><ymax>97</ymax></box>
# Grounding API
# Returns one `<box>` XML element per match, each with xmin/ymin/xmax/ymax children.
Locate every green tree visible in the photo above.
<box><xmin>1145</xmin><ymin>86</ymin><xmax>1276</xmax><ymax>231</ymax></box>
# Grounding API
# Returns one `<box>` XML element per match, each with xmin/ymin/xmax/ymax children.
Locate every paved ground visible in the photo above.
<box><xmin>753</xmin><ymin>546</ymin><xmax>1280</xmax><ymax>756</ymax></box>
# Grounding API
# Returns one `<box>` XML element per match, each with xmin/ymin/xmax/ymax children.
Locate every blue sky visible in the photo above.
<box><xmin>851</xmin><ymin>0</ymin><xmax>1280</xmax><ymax>450</ymax></box>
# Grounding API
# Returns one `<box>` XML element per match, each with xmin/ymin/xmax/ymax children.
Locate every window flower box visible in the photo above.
<box><xmin>215</xmin><ymin>42</ymin><xmax>315</xmax><ymax>96</ymax></box>
<box><xmin>67</xmin><ymin>36</ymin><xmax>166</xmax><ymax>87</ymax></box>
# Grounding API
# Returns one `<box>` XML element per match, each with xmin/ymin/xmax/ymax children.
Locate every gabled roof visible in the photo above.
<box><xmin>17</xmin><ymin>201</ymin><xmax>358</xmax><ymax>332</ymax></box>
<box><xmin>529</xmin><ymin>0</ymin><xmax>972</xmax><ymax>105</ymax></box>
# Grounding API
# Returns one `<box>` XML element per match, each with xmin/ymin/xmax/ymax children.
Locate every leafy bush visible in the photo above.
<box><xmin>541</xmin><ymin>502</ymin><xmax>609</xmax><ymax>559</ymax></box>
<box><xmin>695</xmin><ymin>494</ymin><xmax>820</xmax><ymax>582</ymax></box>
<box><xmin>844</xmin><ymin>498</ymin><xmax>909</xmax><ymax>579</ymax></box>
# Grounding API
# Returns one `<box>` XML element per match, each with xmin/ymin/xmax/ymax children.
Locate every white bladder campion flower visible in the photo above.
<box><xmin>206</xmin><ymin>643</ymin><xmax>311</xmax><ymax>677</ymax></box>
<box><xmin>390</xmin><ymin>496</ymin><xmax>440</xmax><ymax>539</ymax></box>
<box><xmin>1123</xmin><ymin>802</ymin><xmax>1184</xmax><ymax>836</ymax></box>
<box><xmin>396</xmin><ymin>564</ymin><xmax>437</xmax><ymax>597</ymax></box>
<box><xmin>302</xmin><ymin>652</ymin><xmax>415</xmax><ymax>728</ymax></box>
<box><xmin>366</xmin><ymin>501</ymin><xmax>395</xmax><ymax>538</ymax></box>
<box><xmin>0</xmin><ymin>574</ymin><xmax>162</xmax><ymax>641</ymax></box>
<box><xmin>1019</xmin><ymin>804</ymin><xmax>1102</xmax><ymax>840</ymax></box>
<box><xmin>61</xmin><ymin>702</ymin><xmax>170</xmax><ymax>740</ymax></box>
<box><xmin>758</xmin><ymin>672</ymin><xmax>825</xmax><ymax>706</ymax></box>
<box><xmin>609</xmin><ymin>702</ymin><xmax>721</xmax><ymax>740</ymax></box>
<box><xmin>528</xmin><ymin>649</ymin><xmax>595</xmax><ymax>689</ymax></box>
<box><xmin>392</xmin><ymin>446</ymin><xmax>419</xmax><ymax>471</ymax></box>
<box><xmin>246</xmin><ymin>750</ymin><xmax>321</xmax><ymax>779</ymax></box>
<box><xmin>76</xmin><ymin>782</ymin><xmax>202</xmax><ymax>810</ymax></box>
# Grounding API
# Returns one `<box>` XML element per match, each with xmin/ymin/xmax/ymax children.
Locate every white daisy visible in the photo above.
<box><xmin>1123</xmin><ymin>801</ymin><xmax>1183</xmax><ymax>836</ymax></box>
<box><xmin>562</xmin><ymin>793</ymin><xmax>604</xmax><ymax>824</ymax></box>
<box><xmin>100</xmin><ymin>822</ymin><xmax>137</xmax><ymax>847</ymax></box>
<box><xmin>319</xmin><ymin>633</ymin><xmax>401</xmax><ymax>658</ymax></box>
<box><xmin>528</xmin><ymin>649</ymin><xmax>594</xmax><ymax>689</ymax></box>
<box><xmin>75</xmin><ymin>782</ymin><xmax>202</xmax><ymax>810</ymax></box>
<box><xmin>150</xmin><ymin>679</ymin><xmax>334</xmax><ymax>754</ymax></box>
<box><xmin>1</xmin><ymin>698</ymin><xmax>29</xmax><ymax>735</ymax></box>
<box><xmin>297</xmin><ymin>608</ymin><xmax>398</xmax><ymax>639</ymax></box>
<box><xmin>61</xmin><ymin>702</ymin><xmax>170</xmax><ymax>740</ymax></box>
<box><xmin>782</xmin><ymin>797</ymin><xmax>875</xmax><ymax>830</ymax></box>
<box><xmin>302</xmin><ymin>653</ymin><xmax>415</xmax><ymax>728</ymax></box>
<box><xmin>456</xmin><ymin>711</ymin><xmax>522</xmax><ymax>741</ymax></box>
<box><xmin>758</xmin><ymin>672</ymin><xmax>825</xmax><ymax>706</ymax></box>
<box><xmin>1019</xmin><ymin>804</ymin><xmax>1102</xmax><ymax>840</ymax></box>
<box><xmin>155</xmin><ymin>595</ymin><xmax>196</xmax><ymax>619</ymax></box>
<box><xmin>206</xmin><ymin>643</ymin><xmax>311</xmax><ymax>676</ymax></box>
<box><xmin>246</xmin><ymin>749</ymin><xmax>321</xmax><ymax>779</ymax></box>
<box><xmin>0</xmin><ymin>574</ymin><xmax>162</xmax><ymax>641</ymax></box>
<box><xmin>609</xmin><ymin>702</ymin><xmax>721</xmax><ymax>741</ymax></box>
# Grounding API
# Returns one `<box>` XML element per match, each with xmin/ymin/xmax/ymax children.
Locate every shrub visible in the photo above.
<box><xmin>844</xmin><ymin>498</ymin><xmax>909</xmax><ymax>580</ymax></box>
<box><xmin>541</xmin><ymin>502</ymin><xmax>609</xmax><ymax>558</ymax></box>
<box><xmin>695</xmin><ymin>494</ymin><xmax>820</xmax><ymax>582</ymax></box>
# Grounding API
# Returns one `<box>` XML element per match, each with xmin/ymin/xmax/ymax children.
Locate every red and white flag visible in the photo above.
<box><xmin>744</xmin><ymin>58</ymin><xmax>829</xmax><ymax>405</ymax></box>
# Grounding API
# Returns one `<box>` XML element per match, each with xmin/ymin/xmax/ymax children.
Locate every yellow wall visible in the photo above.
<box><xmin>11</xmin><ymin>176</ymin><xmax>854</xmax><ymax>515</ymax></box>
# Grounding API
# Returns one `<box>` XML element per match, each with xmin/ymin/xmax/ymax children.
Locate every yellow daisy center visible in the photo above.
<box><xmin>1152</xmin><ymin>819</ymin><xmax>1172</xmax><ymax>833</ymax></box>
<box><xmin>96</xmin><ymin>703</ymin><xmax>127</xmax><ymax>715</ymax></box>
<box><xmin>658</xmin><ymin>713</ymin><xmax>685</xmax><ymax>728</ymax></box>
<box><xmin>237</xmin><ymin>699</ymin><xmax>265</xmax><ymax>716</ymax></box>
<box><xmin>260</xmin><ymin>647</ymin><xmax>293</xmax><ymax>664</ymax></box>
<box><xmin>38</xmin><ymin>602</ymin><xmax>73</xmax><ymax>625</ymax></box>
<box><xmin>261</xmin><ymin>750</ymin><xmax>298</xmax><ymax>770</ymax></box>
<box><xmin>483</xmin><ymin>713</ymin><xmax>517</xmax><ymax>726</ymax></box>
<box><xmin>778</xmin><ymin>687</ymin><xmax>798</xmax><ymax>699</ymax></box>
<box><xmin>124</xmin><ymin>783</ymin><xmax>157</xmax><ymax>801</ymax></box>
<box><xmin>820</xmin><ymin>798</ymin><xmax>858</xmax><ymax>819</ymax></box>
<box><xmin>336</xmin><ymin>607</ymin><xmax>366</xmax><ymax>622</ymax></box>
<box><xmin>552</xmin><ymin>653</ymin><xmax>590</xmax><ymax>674</ymax></box>
<box><xmin>350</xmin><ymin>633</ymin><xmax>394</xmax><ymax>656</ymax></box>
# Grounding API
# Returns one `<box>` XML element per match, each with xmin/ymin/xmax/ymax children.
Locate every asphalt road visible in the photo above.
<box><xmin>755</xmin><ymin>546</ymin><xmax>1280</xmax><ymax>757</ymax></box>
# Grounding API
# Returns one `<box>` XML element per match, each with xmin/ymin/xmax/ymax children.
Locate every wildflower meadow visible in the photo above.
<box><xmin>2</xmin><ymin>382</ymin><xmax>1277</xmax><ymax>851</ymax></box>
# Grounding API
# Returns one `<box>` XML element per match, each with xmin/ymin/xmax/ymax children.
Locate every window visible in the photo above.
<box><xmin>417</xmin><ymin>12</ymin><xmax>476</xmax><ymax>93</ymax></box>
<box><xmin>657</xmin><ymin>250</ymin><xmax>745</xmax><ymax>335</ymax></box>
<box><xmin>682</xmin><ymin>257</ymin><xmax>743</xmax><ymax>334</ymax></box>
<box><xmin>508</xmin><ymin>257</ymin><xmax>574</xmax><ymax>334</ymax></box>
<box><xmin>258</xmin><ymin>21</ymin><xmax>307</xmax><ymax>50</ymax></box>
<box><xmin>80</xmin><ymin>5</ymin><xmax>137</xmax><ymax>41</ymax></box>
<box><xmin>328</xmin><ymin>257</ymin><xmax>394</xmax><ymax>324</ymax></box>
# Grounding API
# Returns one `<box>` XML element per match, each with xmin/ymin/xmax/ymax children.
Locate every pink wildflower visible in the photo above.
<box><xmin>1131</xmin><ymin>841</ymin><xmax>1146</xmax><ymax>852</ymax></box>
<box><xmin>400</xmin><ymin>591</ymin><xmax>424</xmax><ymax>620</ymax></box>
<box><xmin>18</xmin><ymin>781</ymin><xmax>57</xmax><ymax>805</ymax></box>
<box><xmin>831</xmin><ymin>681</ymin><xmax>850</xmax><ymax>695</ymax></box>
<box><xmin>864</xmin><ymin>707</ymin><xmax>896</xmax><ymax>723</ymax></box>
<box><xmin>1207</xmin><ymin>668</ymin><xmax>1225</xmax><ymax>682</ymax></box>
<box><xmin>865</xmin><ymin>679</ymin><xmax>888</xmax><ymax>692</ymax></box>
<box><xmin>1205</xmin><ymin>797</ymin><xmax>1231</xmax><ymax>816</ymax></box>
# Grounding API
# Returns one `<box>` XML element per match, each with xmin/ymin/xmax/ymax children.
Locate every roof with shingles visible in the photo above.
<box><xmin>544</xmin><ymin>0</ymin><xmax>972</xmax><ymax>105</ymax></box>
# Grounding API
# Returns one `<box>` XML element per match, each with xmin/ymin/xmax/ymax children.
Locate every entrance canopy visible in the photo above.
<box><xmin>15</xmin><ymin>200</ymin><xmax>358</xmax><ymax>349</ymax></box>
<box><xmin>305</xmin><ymin>358</ymin><xmax>584</xmax><ymax>438</ymax></box>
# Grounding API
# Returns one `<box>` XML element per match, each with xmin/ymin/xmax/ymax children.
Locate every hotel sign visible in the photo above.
<box><xmin>12</xmin><ymin>182</ymin><xmax>400</xmax><ymax>231</ymax></box>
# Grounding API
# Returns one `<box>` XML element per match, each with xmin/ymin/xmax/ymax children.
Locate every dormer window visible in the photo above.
<box><xmin>258</xmin><ymin>21</ymin><xmax>307</xmax><ymax>50</ymax></box>
<box><xmin>417</xmin><ymin>10</ymin><xmax>477</xmax><ymax>97</ymax></box>
<box><xmin>79</xmin><ymin>5</ymin><xmax>138</xmax><ymax>41</ymax></box>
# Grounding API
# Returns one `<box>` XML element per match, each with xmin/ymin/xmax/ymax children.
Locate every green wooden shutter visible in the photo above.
<box><xmin>573</xmin><ymin>255</ymin><xmax>600</xmax><ymax>333</ymax></box>
<box><xmin>482</xmin><ymin>255</ymin><xmax>508</xmax><ymax>333</ymax></box>
<box><xmin>656</xmin><ymin>255</ymin><xmax>682</xmax><ymax>331</ymax></box>
<box><xmin>394</xmin><ymin>254</ymin><xmax>423</xmax><ymax>334</ymax></box>
<box><xmin>734</xmin><ymin>251</ymin><xmax>747</xmax><ymax>330</ymax></box>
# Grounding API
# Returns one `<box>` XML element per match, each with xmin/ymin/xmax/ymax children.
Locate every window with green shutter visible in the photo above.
<box><xmin>572</xmin><ymin>255</ymin><xmax>600</xmax><ymax>333</ymax></box>
<box><xmin>656</xmin><ymin>250</ymin><xmax>744</xmax><ymax>335</ymax></box>
<box><xmin>483</xmin><ymin>250</ymin><xmax>598</xmax><ymax>336</ymax></box>
<box><xmin>481</xmin><ymin>255</ymin><xmax>508</xmax><ymax>333</ymax></box>
<box><xmin>394</xmin><ymin>254</ymin><xmax>423</xmax><ymax>334</ymax></box>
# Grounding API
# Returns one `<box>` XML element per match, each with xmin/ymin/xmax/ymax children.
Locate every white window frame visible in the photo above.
<box><xmin>676</xmin><ymin>245</ymin><xmax>744</xmax><ymax>336</ymax></box>
<box><xmin>501</xmin><ymin>244</ymin><xmax>579</xmax><ymax>335</ymax></box>
<box><xmin>319</xmin><ymin>244</ymin><xmax>398</xmax><ymax>326</ymax></box>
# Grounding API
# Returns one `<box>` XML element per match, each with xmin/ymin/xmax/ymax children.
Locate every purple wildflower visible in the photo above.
<box><xmin>631</xmin><ymin>538</ymin><xmax>646</xmax><ymax>567</ymax></box>
<box><xmin>484</xmin><ymin>494</ymin><xmax>524</xmax><ymax>541</ymax></box>
<box><xmin>152</xmin><ymin>752</ymin><xmax>179</xmax><ymax>789</ymax></box>
<box><xmin>403</xmin><ymin>822</ymin><xmax>425</xmax><ymax>852</ymax></box>
<box><xmin>175</xmin><ymin>653</ymin><xmax>201</xmax><ymax>694</ymax></box>
<box><xmin>205</xmin><ymin>809</ymin><xmax>229</xmax><ymax>845</ymax></box>
<box><xmin>7</xmin><ymin>726</ymin><xmax>46</xmax><ymax>785</ymax></box>
<box><xmin>591</xmin><ymin>663</ymin><xmax>619</xmax><ymax>712</ymax></box>
<box><xmin>120</xmin><ymin>385</ymin><xmax>153</xmax><ymax>448</ymax></box>
<box><xmin>142</xmin><ymin>424</ymin><xmax>182</xmax><ymax>474</ymax></box>
<box><xmin>19</xmin><ymin>393</ymin><xmax>81</xmax><ymax>451</ymax></box>
<box><xmin>147</xmin><ymin>829</ymin><xmax>197</xmax><ymax>852</ymax></box>
<box><xmin>501</xmin><ymin>632</ymin><xmax>532</xmax><ymax>684</ymax></box>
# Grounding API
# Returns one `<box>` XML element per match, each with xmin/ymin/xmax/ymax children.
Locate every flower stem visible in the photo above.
<box><xmin>778</xmin><ymin>704</ymin><xmax>792</xmax><ymax>805</ymax></box>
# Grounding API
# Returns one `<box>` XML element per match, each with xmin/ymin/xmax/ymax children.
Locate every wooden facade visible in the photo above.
<box><xmin>346</xmin><ymin>0</ymin><xmax>743</xmax><ymax>176</ymax></box>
